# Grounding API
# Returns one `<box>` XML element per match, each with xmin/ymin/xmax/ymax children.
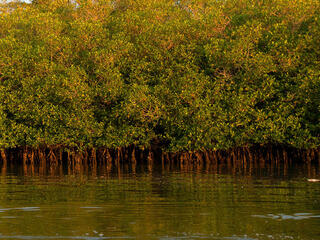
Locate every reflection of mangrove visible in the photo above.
<box><xmin>0</xmin><ymin>146</ymin><xmax>318</xmax><ymax>177</ymax></box>
<box><xmin>0</xmin><ymin>167</ymin><xmax>318</xmax><ymax>240</ymax></box>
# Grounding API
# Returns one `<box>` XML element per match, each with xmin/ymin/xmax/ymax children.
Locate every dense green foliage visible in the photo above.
<box><xmin>0</xmin><ymin>0</ymin><xmax>319</xmax><ymax>151</ymax></box>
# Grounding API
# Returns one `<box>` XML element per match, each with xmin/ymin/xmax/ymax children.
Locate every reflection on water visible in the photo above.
<box><xmin>252</xmin><ymin>213</ymin><xmax>320</xmax><ymax>220</ymax></box>
<box><xmin>0</xmin><ymin>236</ymin><xmax>131</xmax><ymax>239</ymax></box>
<box><xmin>0</xmin><ymin>161</ymin><xmax>318</xmax><ymax>240</ymax></box>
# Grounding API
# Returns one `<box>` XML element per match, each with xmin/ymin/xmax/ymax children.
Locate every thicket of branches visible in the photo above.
<box><xmin>0</xmin><ymin>0</ymin><xmax>319</xmax><ymax>151</ymax></box>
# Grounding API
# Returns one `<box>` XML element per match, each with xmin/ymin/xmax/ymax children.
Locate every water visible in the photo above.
<box><xmin>0</xmin><ymin>162</ymin><xmax>319</xmax><ymax>240</ymax></box>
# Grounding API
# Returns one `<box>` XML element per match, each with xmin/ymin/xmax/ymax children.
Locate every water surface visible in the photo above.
<box><xmin>0</xmin><ymin>162</ymin><xmax>319</xmax><ymax>240</ymax></box>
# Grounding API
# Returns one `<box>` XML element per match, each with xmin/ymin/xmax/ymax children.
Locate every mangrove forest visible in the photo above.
<box><xmin>0</xmin><ymin>2</ymin><xmax>319</xmax><ymax>239</ymax></box>
<box><xmin>0</xmin><ymin>0</ymin><xmax>319</xmax><ymax>164</ymax></box>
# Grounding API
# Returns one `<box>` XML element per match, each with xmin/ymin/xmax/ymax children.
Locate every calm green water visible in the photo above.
<box><xmin>0</xmin><ymin>162</ymin><xmax>319</xmax><ymax>240</ymax></box>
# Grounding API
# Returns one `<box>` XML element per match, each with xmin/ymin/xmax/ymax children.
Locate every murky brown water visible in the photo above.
<box><xmin>0</xmin><ymin>161</ymin><xmax>319</xmax><ymax>240</ymax></box>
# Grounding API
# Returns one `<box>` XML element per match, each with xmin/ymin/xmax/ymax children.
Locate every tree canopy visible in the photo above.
<box><xmin>0</xmin><ymin>0</ymin><xmax>319</xmax><ymax>151</ymax></box>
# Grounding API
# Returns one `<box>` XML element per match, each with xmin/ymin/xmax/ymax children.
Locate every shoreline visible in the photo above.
<box><xmin>1</xmin><ymin>145</ymin><xmax>319</xmax><ymax>167</ymax></box>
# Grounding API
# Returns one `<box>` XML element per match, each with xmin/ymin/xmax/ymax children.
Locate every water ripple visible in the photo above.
<box><xmin>252</xmin><ymin>213</ymin><xmax>320</xmax><ymax>220</ymax></box>
<box><xmin>0</xmin><ymin>207</ymin><xmax>40</xmax><ymax>213</ymax></box>
<box><xmin>0</xmin><ymin>235</ymin><xmax>133</xmax><ymax>240</ymax></box>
